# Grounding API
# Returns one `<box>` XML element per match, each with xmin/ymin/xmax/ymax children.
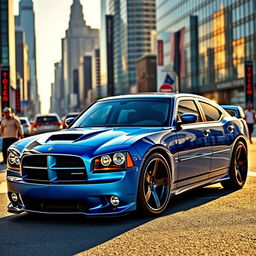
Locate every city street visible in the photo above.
<box><xmin>0</xmin><ymin>138</ymin><xmax>255</xmax><ymax>256</ymax></box>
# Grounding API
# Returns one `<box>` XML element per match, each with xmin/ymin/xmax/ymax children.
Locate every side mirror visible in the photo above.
<box><xmin>65</xmin><ymin>117</ymin><xmax>75</xmax><ymax>127</ymax></box>
<box><xmin>181</xmin><ymin>113</ymin><xmax>197</xmax><ymax>124</ymax></box>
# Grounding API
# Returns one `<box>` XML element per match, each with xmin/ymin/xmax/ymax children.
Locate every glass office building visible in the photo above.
<box><xmin>109</xmin><ymin>0</ymin><xmax>156</xmax><ymax>95</ymax></box>
<box><xmin>157</xmin><ymin>0</ymin><xmax>256</xmax><ymax>106</ymax></box>
<box><xmin>0</xmin><ymin>0</ymin><xmax>16</xmax><ymax>111</ymax></box>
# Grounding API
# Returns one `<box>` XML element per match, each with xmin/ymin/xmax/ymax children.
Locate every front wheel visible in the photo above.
<box><xmin>221</xmin><ymin>141</ymin><xmax>248</xmax><ymax>189</ymax></box>
<box><xmin>137</xmin><ymin>153</ymin><xmax>171</xmax><ymax>216</ymax></box>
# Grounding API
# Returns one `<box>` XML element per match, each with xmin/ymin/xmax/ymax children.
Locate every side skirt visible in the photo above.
<box><xmin>171</xmin><ymin>173</ymin><xmax>230</xmax><ymax>196</ymax></box>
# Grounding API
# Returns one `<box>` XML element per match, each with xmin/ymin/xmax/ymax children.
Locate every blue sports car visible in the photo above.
<box><xmin>7</xmin><ymin>94</ymin><xmax>248</xmax><ymax>216</ymax></box>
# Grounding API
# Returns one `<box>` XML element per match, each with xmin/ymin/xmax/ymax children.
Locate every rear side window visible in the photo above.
<box><xmin>177</xmin><ymin>100</ymin><xmax>202</xmax><ymax>122</ymax></box>
<box><xmin>199</xmin><ymin>102</ymin><xmax>222</xmax><ymax>121</ymax></box>
<box><xmin>36</xmin><ymin>116</ymin><xmax>59</xmax><ymax>123</ymax></box>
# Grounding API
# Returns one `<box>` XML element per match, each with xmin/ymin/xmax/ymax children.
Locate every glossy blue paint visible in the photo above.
<box><xmin>7</xmin><ymin>93</ymin><xmax>248</xmax><ymax>216</ymax></box>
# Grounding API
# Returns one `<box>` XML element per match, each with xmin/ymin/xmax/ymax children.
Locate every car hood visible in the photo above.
<box><xmin>14</xmin><ymin>127</ymin><xmax>168</xmax><ymax>156</ymax></box>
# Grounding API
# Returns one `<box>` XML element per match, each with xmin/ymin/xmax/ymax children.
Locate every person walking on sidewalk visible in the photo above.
<box><xmin>0</xmin><ymin>107</ymin><xmax>24</xmax><ymax>164</ymax></box>
<box><xmin>244</xmin><ymin>104</ymin><xmax>256</xmax><ymax>144</ymax></box>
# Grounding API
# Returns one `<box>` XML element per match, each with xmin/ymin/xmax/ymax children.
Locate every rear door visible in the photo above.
<box><xmin>175</xmin><ymin>99</ymin><xmax>212</xmax><ymax>187</ymax></box>
<box><xmin>198</xmin><ymin>101</ymin><xmax>233</xmax><ymax>178</ymax></box>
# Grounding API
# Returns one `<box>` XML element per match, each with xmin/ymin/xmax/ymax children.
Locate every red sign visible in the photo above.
<box><xmin>1</xmin><ymin>67</ymin><xmax>10</xmax><ymax>109</ymax></box>
<box><xmin>245</xmin><ymin>61</ymin><xmax>254</xmax><ymax>105</ymax></box>
<box><xmin>16</xmin><ymin>89</ymin><xmax>21</xmax><ymax>113</ymax></box>
<box><xmin>159</xmin><ymin>83</ymin><xmax>174</xmax><ymax>93</ymax></box>
<box><xmin>157</xmin><ymin>40</ymin><xmax>164</xmax><ymax>66</ymax></box>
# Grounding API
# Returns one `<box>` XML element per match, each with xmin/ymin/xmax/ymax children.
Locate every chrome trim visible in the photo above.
<box><xmin>179</xmin><ymin>152</ymin><xmax>212</xmax><ymax>162</ymax></box>
<box><xmin>51</xmin><ymin>167</ymin><xmax>85</xmax><ymax>170</ymax></box>
<box><xmin>23</xmin><ymin>166</ymin><xmax>47</xmax><ymax>170</ymax></box>
<box><xmin>212</xmin><ymin>149</ymin><xmax>231</xmax><ymax>154</ymax></box>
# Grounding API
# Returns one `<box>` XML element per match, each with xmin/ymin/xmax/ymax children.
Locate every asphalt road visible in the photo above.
<box><xmin>0</xmin><ymin>140</ymin><xmax>255</xmax><ymax>256</ymax></box>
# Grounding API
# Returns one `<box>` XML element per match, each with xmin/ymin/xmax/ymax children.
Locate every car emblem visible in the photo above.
<box><xmin>48</xmin><ymin>146</ymin><xmax>54</xmax><ymax>152</ymax></box>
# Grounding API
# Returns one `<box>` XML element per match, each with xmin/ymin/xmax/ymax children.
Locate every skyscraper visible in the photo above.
<box><xmin>15</xmin><ymin>30</ymin><xmax>30</xmax><ymax>114</ymax></box>
<box><xmin>109</xmin><ymin>0</ymin><xmax>156</xmax><ymax>94</ymax></box>
<box><xmin>0</xmin><ymin>0</ymin><xmax>16</xmax><ymax>112</ymax></box>
<box><xmin>62</xmin><ymin>0</ymin><xmax>99</xmax><ymax>112</ymax></box>
<box><xmin>17</xmin><ymin>0</ymin><xmax>40</xmax><ymax>115</ymax></box>
<box><xmin>156</xmin><ymin>0</ymin><xmax>256</xmax><ymax>106</ymax></box>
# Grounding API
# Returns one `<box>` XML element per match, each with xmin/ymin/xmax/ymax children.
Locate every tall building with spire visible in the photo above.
<box><xmin>16</xmin><ymin>0</ymin><xmax>40</xmax><ymax>115</ymax></box>
<box><xmin>62</xmin><ymin>0</ymin><xmax>99</xmax><ymax>112</ymax></box>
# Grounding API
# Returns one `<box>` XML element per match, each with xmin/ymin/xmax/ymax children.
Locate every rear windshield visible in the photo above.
<box><xmin>19</xmin><ymin>119</ymin><xmax>27</xmax><ymax>124</ymax></box>
<box><xmin>36</xmin><ymin>116</ymin><xmax>58</xmax><ymax>123</ymax></box>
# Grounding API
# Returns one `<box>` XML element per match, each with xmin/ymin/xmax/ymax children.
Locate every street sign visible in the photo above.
<box><xmin>159</xmin><ymin>74</ymin><xmax>174</xmax><ymax>93</ymax></box>
<box><xmin>1</xmin><ymin>66</ymin><xmax>10</xmax><ymax>109</ymax></box>
<box><xmin>159</xmin><ymin>83</ymin><xmax>174</xmax><ymax>93</ymax></box>
<box><xmin>245</xmin><ymin>61</ymin><xmax>254</xmax><ymax>106</ymax></box>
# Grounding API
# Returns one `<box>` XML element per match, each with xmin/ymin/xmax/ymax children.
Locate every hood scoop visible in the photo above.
<box><xmin>46</xmin><ymin>134</ymin><xmax>84</xmax><ymax>142</ymax></box>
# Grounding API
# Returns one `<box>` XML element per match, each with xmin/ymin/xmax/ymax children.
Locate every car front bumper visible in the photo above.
<box><xmin>7</xmin><ymin>168</ymin><xmax>138</xmax><ymax>216</ymax></box>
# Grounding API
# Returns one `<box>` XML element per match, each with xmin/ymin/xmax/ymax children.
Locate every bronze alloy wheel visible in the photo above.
<box><xmin>138</xmin><ymin>153</ymin><xmax>171</xmax><ymax>216</ymax></box>
<box><xmin>221</xmin><ymin>141</ymin><xmax>248</xmax><ymax>189</ymax></box>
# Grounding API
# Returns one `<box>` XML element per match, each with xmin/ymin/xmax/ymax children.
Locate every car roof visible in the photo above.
<box><xmin>35</xmin><ymin>113</ymin><xmax>60</xmax><ymax>117</ymax></box>
<box><xmin>98</xmin><ymin>93</ymin><xmax>215</xmax><ymax>103</ymax></box>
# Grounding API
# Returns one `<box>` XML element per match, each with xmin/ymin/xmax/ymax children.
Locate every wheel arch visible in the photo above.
<box><xmin>228</xmin><ymin>135</ymin><xmax>248</xmax><ymax>170</ymax></box>
<box><xmin>139</xmin><ymin>145</ymin><xmax>175</xmax><ymax>183</ymax></box>
<box><xmin>231</xmin><ymin>136</ymin><xmax>248</xmax><ymax>153</ymax></box>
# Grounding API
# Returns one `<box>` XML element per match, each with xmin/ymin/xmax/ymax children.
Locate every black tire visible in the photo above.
<box><xmin>221</xmin><ymin>141</ymin><xmax>248</xmax><ymax>189</ymax></box>
<box><xmin>137</xmin><ymin>153</ymin><xmax>171</xmax><ymax>216</ymax></box>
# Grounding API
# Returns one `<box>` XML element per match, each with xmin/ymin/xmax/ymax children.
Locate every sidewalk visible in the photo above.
<box><xmin>248</xmin><ymin>137</ymin><xmax>256</xmax><ymax>173</ymax></box>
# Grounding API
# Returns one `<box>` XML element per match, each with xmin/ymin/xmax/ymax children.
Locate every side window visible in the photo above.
<box><xmin>199</xmin><ymin>101</ymin><xmax>222</xmax><ymax>121</ymax></box>
<box><xmin>177</xmin><ymin>100</ymin><xmax>202</xmax><ymax>122</ymax></box>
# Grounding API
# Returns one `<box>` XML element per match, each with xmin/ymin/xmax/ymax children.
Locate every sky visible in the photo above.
<box><xmin>14</xmin><ymin>0</ymin><xmax>100</xmax><ymax>114</ymax></box>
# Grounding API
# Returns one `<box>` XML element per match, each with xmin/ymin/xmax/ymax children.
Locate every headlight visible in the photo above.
<box><xmin>113</xmin><ymin>153</ymin><xmax>125</xmax><ymax>165</ymax></box>
<box><xmin>101</xmin><ymin>155</ymin><xmax>112</xmax><ymax>166</ymax></box>
<box><xmin>94</xmin><ymin>152</ymin><xmax>134</xmax><ymax>172</ymax></box>
<box><xmin>7</xmin><ymin>152</ymin><xmax>21</xmax><ymax>170</ymax></box>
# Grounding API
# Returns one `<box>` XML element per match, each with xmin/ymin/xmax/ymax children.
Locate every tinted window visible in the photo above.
<box><xmin>19</xmin><ymin>119</ymin><xmax>28</xmax><ymax>124</ymax></box>
<box><xmin>225</xmin><ymin>109</ymin><xmax>236</xmax><ymax>117</ymax></box>
<box><xmin>36</xmin><ymin>116</ymin><xmax>59</xmax><ymax>123</ymax></box>
<box><xmin>65</xmin><ymin>114</ymin><xmax>79</xmax><ymax>120</ymax></box>
<box><xmin>72</xmin><ymin>99</ymin><xmax>171</xmax><ymax>127</ymax></box>
<box><xmin>177</xmin><ymin>100</ymin><xmax>201</xmax><ymax>122</ymax></box>
<box><xmin>199</xmin><ymin>102</ymin><xmax>222</xmax><ymax>121</ymax></box>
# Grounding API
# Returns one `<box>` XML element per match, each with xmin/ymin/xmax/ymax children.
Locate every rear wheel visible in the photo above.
<box><xmin>137</xmin><ymin>153</ymin><xmax>171</xmax><ymax>216</ymax></box>
<box><xmin>221</xmin><ymin>141</ymin><xmax>248</xmax><ymax>189</ymax></box>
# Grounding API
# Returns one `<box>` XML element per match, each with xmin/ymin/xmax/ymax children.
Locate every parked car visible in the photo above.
<box><xmin>221</xmin><ymin>105</ymin><xmax>245</xmax><ymax>119</ymax></box>
<box><xmin>19</xmin><ymin>117</ymin><xmax>32</xmax><ymax>137</ymax></box>
<box><xmin>31</xmin><ymin>114</ymin><xmax>62</xmax><ymax>135</ymax></box>
<box><xmin>62</xmin><ymin>112</ymin><xmax>80</xmax><ymax>129</ymax></box>
<box><xmin>6</xmin><ymin>93</ymin><xmax>248</xmax><ymax>217</ymax></box>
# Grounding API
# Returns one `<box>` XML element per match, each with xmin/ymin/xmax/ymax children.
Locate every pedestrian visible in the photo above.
<box><xmin>244</xmin><ymin>104</ymin><xmax>256</xmax><ymax>144</ymax></box>
<box><xmin>0</xmin><ymin>107</ymin><xmax>24</xmax><ymax>164</ymax></box>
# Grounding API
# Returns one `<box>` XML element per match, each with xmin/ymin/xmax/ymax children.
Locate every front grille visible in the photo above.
<box><xmin>21</xmin><ymin>155</ymin><xmax>87</xmax><ymax>184</ymax></box>
<box><xmin>22</xmin><ymin>155</ymin><xmax>48</xmax><ymax>181</ymax></box>
<box><xmin>23</xmin><ymin>198</ymin><xmax>88</xmax><ymax>212</ymax></box>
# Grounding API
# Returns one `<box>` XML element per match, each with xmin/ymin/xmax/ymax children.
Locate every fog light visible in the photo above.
<box><xmin>110</xmin><ymin>195</ymin><xmax>120</xmax><ymax>206</ymax></box>
<box><xmin>11</xmin><ymin>193</ymin><xmax>18</xmax><ymax>202</ymax></box>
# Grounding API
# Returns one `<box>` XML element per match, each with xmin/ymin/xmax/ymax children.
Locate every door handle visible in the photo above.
<box><xmin>202</xmin><ymin>129</ymin><xmax>210</xmax><ymax>137</ymax></box>
<box><xmin>227</xmin><ymin>125</ymin><xmax>234</xmax><ymax>133</ymax></box>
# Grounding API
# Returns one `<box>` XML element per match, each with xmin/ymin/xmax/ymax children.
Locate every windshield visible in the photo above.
<box><xmin>71</xmin><ymin>99</ymin><xmax>171</xmax><ymax>128</ymax></box>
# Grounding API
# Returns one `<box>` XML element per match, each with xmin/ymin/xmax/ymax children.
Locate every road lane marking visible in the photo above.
<box><xmin>248</xmin><ymin>171</ymin><xmax>256</xmax><ymax>177</ymax></box>
<box><xmin>0</xmin><ymin>181</ymin><xmax>7</xmax><ymax>193</ymax></box>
